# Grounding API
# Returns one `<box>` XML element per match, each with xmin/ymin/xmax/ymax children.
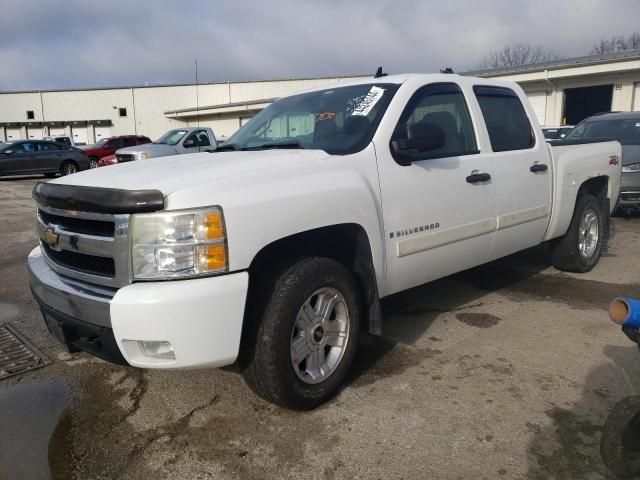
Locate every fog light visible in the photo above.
<box><xmin>139</xmin><ymin>340</ymin><xmax>175</xmax><ymax>360</ymax></box>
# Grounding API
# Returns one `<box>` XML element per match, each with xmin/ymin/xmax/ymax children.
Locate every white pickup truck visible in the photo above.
<box><xmin>114</xmin><ymin>127</ymin><xmax>216</xmax><ymax>163</ymax></box>
<box><xmin>28</xmin><ymin>74</ymin><xmax>621</xmax><ymax>409</ymax></box>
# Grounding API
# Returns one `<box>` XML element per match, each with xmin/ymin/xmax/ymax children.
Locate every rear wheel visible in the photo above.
<box><xmin>60</xmin><ymin>161</ymin><xmax>78</xmax><ymax>176</ymax></box>
<box><xmin>242</xmin><ymin>257</ymin><xmax>360</xmax><ymax>410</ymax></box>
<box><xmin>550</xmin><ymin>194</ymin><xmax>605</xmax><ymax>272</ymax></box>
<box><xmin>601</xmin><ymin>395</ymin><xmax>640</xmax><ymax>478</ymax></box>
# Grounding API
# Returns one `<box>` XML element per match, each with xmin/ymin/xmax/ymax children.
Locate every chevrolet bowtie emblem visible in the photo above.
<box><xmin>44</xmin><ymin>227</ymin><xmax>59</xmax><ymax>248</ymax></box>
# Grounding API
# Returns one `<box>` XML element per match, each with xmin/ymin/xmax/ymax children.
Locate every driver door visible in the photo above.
<box><xmin>376</xmin><ymin>82</ymin><xmax>497</xmax><ymax>295</ymax></box>
<box><xmin>1</xmin><ymin>142</ymin><xmax>38</xmax><ymax>174</ymax></box>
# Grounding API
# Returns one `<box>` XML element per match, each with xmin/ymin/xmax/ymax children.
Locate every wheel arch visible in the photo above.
<box><xmin>246</xmin><ymin>223</ymin><xmax>382</xmax><ymax>335</ymax></box>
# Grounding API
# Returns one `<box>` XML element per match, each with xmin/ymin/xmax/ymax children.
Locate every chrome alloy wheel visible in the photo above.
<box><xmin>290</xmin><ymin>287</ymin><xmax>350</xmax><ymax>384</ymax></box>
<box><xmin>578</xmin><ymin>207</ymin><xmax>599</xmax><ymax>259</ymax></box>
<box><xmin>63</xmin><ymin>163</ymin><xmax>78</xmax><ymax>175</ymax></box>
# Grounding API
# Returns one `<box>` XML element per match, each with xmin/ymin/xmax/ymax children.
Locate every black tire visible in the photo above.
<box><xmin>601</xmin><ymin>395</ymin><xmax>640</xmax><ymax>478</ymax></box>
<box><xmin>88</xmin><ymin>157</ymin><xmax>98</xmax><ymax>169</ymax></box>
<box><xmin>242</xmin><ymin>257</ymin><xmax>361</xmax><ymax>410</ymax></box>
<box><xmin>60</xmin><ymin>161</ymin><xmax>78</xmax><ymax>176</ymax></box>
<box><xmin>550</xmin><ymin>194</ymin><xmax>605</xmax><ymax>273</ymax></box>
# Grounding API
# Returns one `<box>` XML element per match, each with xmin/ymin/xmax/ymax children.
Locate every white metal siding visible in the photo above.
<box><xmin>526</xmin><ymin>91</ymin><xmax>547</xmax><ymax>125</ymax></box>
<box><xmin>27</xmin><ymin>127</ymin><xmax>43</xmax><ymax>140</ymax></box>
<box><xmin>49</xmin><ymin>127</ymin><xmax>65</xmax><ymax>136</ymax></box>
<box><xmin>71</xmin><ymin>127</ymin><xmax>88</xmax><ymax>145</ymax></box>
<box><xmin>94</xmin><ymin>126</ymin><xmax>111</xmax><ymax>140</ymax></box>
<box><xmin>5</xmin><ymin>128</ymin><xmax>21</xmax><ymax>140</ymax></box>
<box><xmin>633</xmin><ymin>82</ymin><xmax>640</xmax><ymax>111</ymax></box>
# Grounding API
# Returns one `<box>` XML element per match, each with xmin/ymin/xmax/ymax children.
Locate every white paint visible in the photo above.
<box><xmin>526</xmin><ymin>91</ymin><xmax>547</xmax><ymax>125</ymax></box>
<box><xmin>71</xmin><ymin>126</ymin><xmax>88</xmax><ymax>145</ymax></box>
<box><xmin>26</xmin><ymin>127</ymin><xmax>43</xmax><ymax>140</ymax></box>
<box><xmin>497</xmin><ymin>205</ymin><xmax>550</xmax><ymax>230</ymax></box>
<box><xmin>633</xmin><ymin>82</ymin><xmax>640</xmax><ymax>111</ymax></box>
<box><xmin>5</xmin><ymin>128</ymin><xmax>21</xmax><ymax>140</ymax></box>
<box><xmin>110</xmin><ymin>272</ymin><xmax>248</xmax><ymax>368</ymax></box>
<box><xmin>94</xmin><ymin>126</ymin><xmax>111</xmax><ymax>141</ymax></box>
<box><xmin>397</xmin><ymin>218</ymin><xmax>497</xmax><ymax>257</ymax></box>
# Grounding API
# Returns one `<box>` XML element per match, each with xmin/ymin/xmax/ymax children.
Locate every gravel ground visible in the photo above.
<box><xmin>1</xmin><ymin>175</ymin><xmax>639</xmax><ymax>479</ymax></box>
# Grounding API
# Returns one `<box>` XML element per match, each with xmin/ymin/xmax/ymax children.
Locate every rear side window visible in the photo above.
<box><xmin>474</xmin><ymin>86</ymin><xmax>535</xmax><ymax>152</ymax></box>
<box><xmin>123</xmin><ymin>137</ymin><xmax>136</xmax><ymax>147</ymax></box>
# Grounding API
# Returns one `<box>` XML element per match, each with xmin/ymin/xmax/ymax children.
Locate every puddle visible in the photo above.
<box><xmin>0</xmin><ymin>379</ymin><xmax>74</xmax><ymax>479</ymax></box>
<box><xmin>0</xmin><ymin>303</ymin><xmax>20</xmax><ymax>322</ymax></box>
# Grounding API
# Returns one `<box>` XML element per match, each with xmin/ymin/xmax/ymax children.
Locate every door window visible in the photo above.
<box><xmin>106</xmin><ymin>139</ymin><xmax>124</xmax><ymax>149</ymax></box>
<box><xmin>185</xmin><ymin>130</ymin><xmax>211</xmax><ymax>147</ymax></box>
<box><xmin>392</xmin><ymin>83</ymin><xmax>478</xmax><ymax>160</ymax></box>
<box><xmin>14</xmin><ymin>142</ymin><xmax>34</xmax><ymax>153</ymax></box>
<box><xmin>123</xmin><ymin>138</ymin><xmax>137</xmax><ymax>147</ymax></box>
<box><xmin>473</xmin><ymin>86</ymin><xmax>535</xmax><ymax>152</ymax></box>
<box><xmin>36</xmin><ymin>142</ymin><xmax>61</xmax><ymax>151</ymax></box>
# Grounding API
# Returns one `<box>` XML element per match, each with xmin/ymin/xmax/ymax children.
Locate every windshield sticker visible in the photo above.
<box><xmin>349</xmin><ymin>86</ymin><xmax>385</xmax><ymax>116</ymax></box>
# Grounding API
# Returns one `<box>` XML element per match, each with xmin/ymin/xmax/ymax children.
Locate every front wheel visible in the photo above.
<box><xmin>242</xmin><ymin>257</ymin><xmax>360</xmax><ymax>410</ymax></box>
<box><xmin>60</xmin><ymin>161</ymin><xmax>78</xmax><ymax>176</ymax></box>
<box><xmin>88</xmin><ymin>157</ymin><xmax>98</xmax><ymax>169</ymax></box>
<box><xmin>550</xmin><ymin>194</ymin><xmax>605</xmax><ymax>273</ymax></box>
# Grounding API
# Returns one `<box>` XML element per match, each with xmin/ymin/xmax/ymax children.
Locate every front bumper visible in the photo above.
<box><xmin>28</xmin><ymin>247</ymin><xmax>249</xmax><ymax>369</ymax></box>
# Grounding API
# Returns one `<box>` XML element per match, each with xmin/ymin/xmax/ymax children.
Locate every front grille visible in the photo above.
<box><xmin>42</xmin><ymin>243</ymin><xmax>115</xmax><ymax>277</ymax></box>
<box><xmin>38</xmin><ymin>209</ymin><xmax>114</xmax><ymax>237</ymax></box>
<box><xmin>116</xmin><ymin>154</ymin><xmax>134</xmax><ymax>163</ymax></box>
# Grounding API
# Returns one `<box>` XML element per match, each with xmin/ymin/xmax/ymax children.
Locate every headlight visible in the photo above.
<box><xmin>622</xmin><ymin>163</ymin><xmax>640</xmax><ymax>173</ymax></box>
<box><xmin>131</xmin><ymin>207</ymin><xmax>227</xmax><ymax>280</ymax></box>
<box><xmin>135</xmin><ymin>151</ymin><xmax>150</xmax><ymax>160</ymax></box>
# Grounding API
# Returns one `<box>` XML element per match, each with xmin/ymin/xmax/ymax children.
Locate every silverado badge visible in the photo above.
<box><xmin>44</xmin><ymin>227</ymin><xmax>59</xmax><ymax>248</ymax></box>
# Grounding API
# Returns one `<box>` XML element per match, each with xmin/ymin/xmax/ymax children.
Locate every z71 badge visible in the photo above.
<box><xmin>390</xmin><ymin>223</ymin><xmax>440</xmax><ymax>239</ymax></box>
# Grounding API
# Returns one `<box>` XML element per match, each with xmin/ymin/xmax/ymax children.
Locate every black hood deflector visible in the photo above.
<box><xmin>33</xmin><ymin>182</ymin><xmax>165</xmax><ymax>214</ymax></box>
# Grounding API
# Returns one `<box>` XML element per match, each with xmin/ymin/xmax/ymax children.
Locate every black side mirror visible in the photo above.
<box><xmin>183</xmin><ymin>139</ymin><xmax>195</xmax><ymax>148</ymax></box>
<box><xmin>391</xmin><ymin>122</ymin><xmax>446</xmax><ymax>166</ymax></box>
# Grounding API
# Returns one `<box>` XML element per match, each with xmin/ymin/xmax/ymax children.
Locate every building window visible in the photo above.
<box><xmin>26</xmin><ymin>110</ymin><xmax>34</xmax><ymax>120</ymax></box>
<box><xmin>119</xmin><ymin>108</ymin><xmax>127</xmax><ymax>117</ymax></box>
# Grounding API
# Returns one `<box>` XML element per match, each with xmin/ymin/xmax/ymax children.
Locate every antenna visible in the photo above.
<box><xmin>374</xmin><ymin>66</ymin><xmax>388</xmax><ymax>78</ymax></box>
<box><xmin>195</xmin><ymin>60</ymin><xmax>200</xmax><ymax>128</ymax></box>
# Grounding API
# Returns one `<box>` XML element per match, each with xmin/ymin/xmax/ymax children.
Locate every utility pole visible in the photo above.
<box><xmin>195</xmin><ymin>60</ymin><xmax>200</xmax><ymax>128</ymax></box>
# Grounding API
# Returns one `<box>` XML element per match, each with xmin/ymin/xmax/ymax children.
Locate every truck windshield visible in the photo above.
<box><xmin>156</xmin><ymin>130</ymin><xmax>188</xmax><ymax>145</ymax></box>
<box><xmin>222</xmin><ymin>83</ymin><xmax>399</xmax><ymax>154</ymax></box>
<box><xmin>566</xmin><ymin>118</ymin><xmax>640</xmax><ymax>146</ymax></box>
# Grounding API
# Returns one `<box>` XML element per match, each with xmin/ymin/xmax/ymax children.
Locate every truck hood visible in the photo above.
<box><xmin>53</xmin><ymin>149</ymin><xmax>332</xmax><ymax>196</ymax></box>
<box><xmin>115</xmin><ymin>143</ymin><xmax>179</xmax><ymax>157</ymax></box>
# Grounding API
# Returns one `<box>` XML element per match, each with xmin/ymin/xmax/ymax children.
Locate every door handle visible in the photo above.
<box><xmin>466</xmin><ymin>172</ymin><xmax>491</xmax><ymax>183</ymax></box>
<box><xmin>530</xmin><ymin>163</ymin><xmax>548</xmax><ymax>173</ymax></box>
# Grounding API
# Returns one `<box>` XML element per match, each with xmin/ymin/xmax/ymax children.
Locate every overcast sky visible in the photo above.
<box><xmin>0</xmin><ymin>0</ymin><xmax>639</xmax><ymax>91</ymax></box>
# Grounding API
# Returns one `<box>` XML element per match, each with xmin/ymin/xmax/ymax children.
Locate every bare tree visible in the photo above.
<box><xmin>479</xmin><ymin>43</ymin><xmax>561</xmax><ymax>69</ymax></box>
<box><xmin>591</xmin><ymin>33</ymin><xmax>640</xmax><ymax>54</ymax></box>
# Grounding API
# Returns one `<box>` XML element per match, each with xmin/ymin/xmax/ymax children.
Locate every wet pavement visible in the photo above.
<box><xmin>1</xmin><ymin>175</ymin><xmax>640</xmax><ymax>479</ymax></box>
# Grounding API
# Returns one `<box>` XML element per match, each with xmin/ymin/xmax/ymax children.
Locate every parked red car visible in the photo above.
<box><xmin>97</xmin><ymin>154</ymin><xmax>117</xmax><ymax>167</ymax></box>
<box><xmin>84</xmin><ymin>135</ymin><xmax>151</xmax><ymax>168</ymax></box>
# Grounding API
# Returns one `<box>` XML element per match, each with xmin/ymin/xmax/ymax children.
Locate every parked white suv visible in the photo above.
<box><xmin>29</xmin><ymin>74</ymin><xmax>621</xmax><ymax>409</ymax></box>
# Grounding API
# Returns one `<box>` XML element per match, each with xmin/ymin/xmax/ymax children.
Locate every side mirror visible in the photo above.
<box><xmin>391</xmin><ymin>122</ymin><xmax>446</xmax><ymax>166</ymax></box>
<box><xmin>183</xmin><ymin>139</ymin><xmax>195</xmax><ymax>148</ymax></box>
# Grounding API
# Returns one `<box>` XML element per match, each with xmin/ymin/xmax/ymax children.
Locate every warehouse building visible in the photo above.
<box><xmin>469</xmin><ymin>49</ymin><xmax>640</xmax><ymax>126</ymax></box>
<box><xmin>0</xmin><ymin>75</ymin><xmax>367</xmax><ymax>144</ymax></box>
<box><xmin>1</xmin><ymin>49</ymin><xmax>640</xmax><ymax>145</ymax></box>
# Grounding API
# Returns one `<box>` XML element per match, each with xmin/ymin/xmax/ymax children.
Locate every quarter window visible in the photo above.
<box><xmin>392</xmin><ymin>83</ymin><xmax>478</xmax><ymax>159</ymax></box>
<box><xmin>474</xmin><ymin>86</ymin><xmax>535</xmax><ymax>152</ymax></box>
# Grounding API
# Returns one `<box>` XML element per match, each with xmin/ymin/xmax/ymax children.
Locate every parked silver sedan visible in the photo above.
<box><xmin>564</xmin><ymin>112</ymin><xmax>640</xmax><ymax>212</ymax></box>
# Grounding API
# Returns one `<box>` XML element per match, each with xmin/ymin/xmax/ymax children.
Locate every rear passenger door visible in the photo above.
<box><xmin>35</xmin><ymin>141</ymin><xmax>63</xmax><ymax>172</ymax></box>
<box><xmin>473</xmin><ymin>85</ymin><xmax>552</xmax><ymax>261</ymax></box>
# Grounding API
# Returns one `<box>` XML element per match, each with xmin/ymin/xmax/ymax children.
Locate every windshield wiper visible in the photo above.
<box><xmin>245</xmin><ymin>141</ymin><xmax>305</xmax><ymax>151</ymax></box>
<box><xmin>214</xmin><ymin>143</ymin><xmax>241</xmax><ymax>152</ymax></box>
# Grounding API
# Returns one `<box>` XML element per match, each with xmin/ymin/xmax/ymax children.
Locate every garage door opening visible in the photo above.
<box><xmin>563</xmin><ymin>84</ymin><xmax>613</xmax><ymax>125</ymax></box>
